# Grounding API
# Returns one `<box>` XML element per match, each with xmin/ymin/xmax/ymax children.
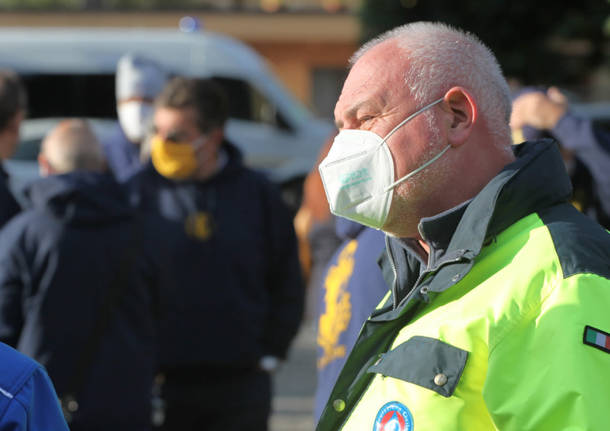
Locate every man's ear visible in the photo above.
<box><xmin>442</xmin><ymin>87</ymin><xmax>476</xmax><ymax>148</ymax></box>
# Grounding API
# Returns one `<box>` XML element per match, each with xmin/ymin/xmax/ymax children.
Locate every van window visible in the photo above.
<box><xmin>22</xmin><ymin>74</ymin><xmax>117</xmax><ymax>119</ymax></box>
<box><xmin>213</xmin><ymin>77</ymin><xmax>292</xmax><ymax>132</ymax></box>
<box><xmin>21</xmin><ymin>74</ymin><xmax>292</xmax><ymax>131</ymax></box>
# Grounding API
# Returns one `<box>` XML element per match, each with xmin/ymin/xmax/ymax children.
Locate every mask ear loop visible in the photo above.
<box><xmin>379</xmin><ymin>96</ymin><xmax>447</xmax><ymax>192</ymax></box>
<box><xmin>378</xmin><ymin>97</ymin><xmax>445</xmax><ymax>148</ymax></box>
<box><xmin>384</xmin><ymin>144</ymin><xmax>450</xmax><ymax>192</ymax></box>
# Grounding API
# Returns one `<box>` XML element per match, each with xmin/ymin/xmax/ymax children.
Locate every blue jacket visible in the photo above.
<box><xmin>314</xmin><ymin>217</ymin><xmax>388</xmax><ymax>422</ymax></box>
<box><xmin>100</xmin><ymin>122</ymin><xmax>143</xmax><ymax>182</ymax></box>
<box><xmin>127</xmin><ymin>141</ymin><xmax>304</xmax><ymax>372</ymax></box>
<box><xmin>0</xmin><ymin>164</ymin><xmax>20</xmax><ymax>228</ymax></box>
<box><xmin>0</xmin><ymin>342</ymin><xmax>68</xmax><ymax>431</ymax></box>
<box><xmin>0</xmin><ymin>172</ymin><xmax>168</xmax><ymax>430</ymax></box>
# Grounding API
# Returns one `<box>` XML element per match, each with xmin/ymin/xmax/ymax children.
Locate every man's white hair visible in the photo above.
<box><xmin>351</xmin><ymin>22</ymin><xmax>512</xmax><ymax>143</ymax></box>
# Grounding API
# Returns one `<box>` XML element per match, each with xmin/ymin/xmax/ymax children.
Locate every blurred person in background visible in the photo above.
<box><xmin>511</xmin><ymin>86</ymin><xmax>610</xmax><ymax>228</ymax></box>
<box><xmin>0</xmin><ymin>69</ymin><xmax>26</xmax><ymax>227</ymax></box>
<box><xmin>102</xmin><ymin>53</ymin><xmax>167</xmax><ymax>182</ymax></box>
<box><xmin>293</xmin><ymin>135</ymin><xmax>343</xmax><ymax>323</ymax></box>
<box><xmin>0</xmin><ymin>119</ymin><xmax>167</xmax><ymax>431</ymax></box>
<box><xmin>127</xmin><ymin>77</ymin><xmax>304</xmax><ymax>431</ymax></box>
<box><xmin>0</xmin><ymin>341</ymin><xmax>69</xmax><ymax>430</ymax></box>
<box><xmin>314</xmin><ymin>216</ymin><xmax>387</xmax><ymax>423</ymax></box>
<box><xmin>294</xmin><ymin>134</ymin><xmax>389</xmax><ymax>423</ymax></box>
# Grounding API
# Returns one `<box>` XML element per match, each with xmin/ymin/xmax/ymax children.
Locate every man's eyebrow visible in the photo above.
<box><xmin>335</xmin><ymin>99</ymin><xmax>373</xmax><ymax>130</ymax></box>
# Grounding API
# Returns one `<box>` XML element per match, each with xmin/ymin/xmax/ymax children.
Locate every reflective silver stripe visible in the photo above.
<box><xmin>0</xmin><ymin>386</ymin><xmax>14</xmax><ymax>399</ymax></box>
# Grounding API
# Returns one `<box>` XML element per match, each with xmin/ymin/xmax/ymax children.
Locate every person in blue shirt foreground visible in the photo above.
<box><xmin>0</xmin><ymin>341</ymin><xmax>68</xmax><ymax>431</ymax></box>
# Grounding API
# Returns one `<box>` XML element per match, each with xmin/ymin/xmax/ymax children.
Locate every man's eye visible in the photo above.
<box><xmin>359</xmin><ymin>116</ymin><xmax>373</xmax><ymax>123</ymax></box>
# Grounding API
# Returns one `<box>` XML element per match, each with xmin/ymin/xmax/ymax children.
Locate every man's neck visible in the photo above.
<box><xmin>194</xmin><ymin>149</ymin><xmax>226</xmax><ymax>181</ymax></box>
<box><xmin>417</xmin><ymin>239</ymin><xmax>430</xmax><ymax>257</ymax></box>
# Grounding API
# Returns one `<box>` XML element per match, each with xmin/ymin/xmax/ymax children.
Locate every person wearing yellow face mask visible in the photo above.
<box><xmin>126</xmin><ymin>77</ymin><xmax>304</xmax><ymax>431</ymax></box>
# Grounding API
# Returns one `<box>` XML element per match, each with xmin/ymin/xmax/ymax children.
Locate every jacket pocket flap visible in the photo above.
<box><xmin>367</xmin><ymin>336</ymin><xmax>468</xmax><ymax>397</ymax></box>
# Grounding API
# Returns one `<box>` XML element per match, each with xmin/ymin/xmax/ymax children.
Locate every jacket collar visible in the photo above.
<box><xmin>382</xmin><ymin>139</ymin><xmax>572</xmax><ymax>306</ymax></box>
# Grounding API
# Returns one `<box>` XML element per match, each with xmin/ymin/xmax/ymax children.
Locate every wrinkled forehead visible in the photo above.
<box><xmin>334</xmin><ymin>41</ymin><xmax>408</xmax><ymax>123</ymax></box>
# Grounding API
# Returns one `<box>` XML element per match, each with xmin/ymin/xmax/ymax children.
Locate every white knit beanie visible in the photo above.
<box><xmin>116</xmin><ymin>53</ymin><xmax>167</xmax><ymax>102</ymax></box>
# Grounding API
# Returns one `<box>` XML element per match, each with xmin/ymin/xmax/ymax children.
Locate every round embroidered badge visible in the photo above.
<box><xmin>373</xmin><ymin>401</ymin><xmax>414</xmax><ymax>431</ymax></box>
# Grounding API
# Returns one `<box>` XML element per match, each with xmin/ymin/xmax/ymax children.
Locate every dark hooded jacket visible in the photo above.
<box><xmin>126</xmin><ymin>141</ymin><xmax>304</xmax><ymax>373</ymax></box>
<box><xmin>0</xmin><ymin>172</ymin><xmax>169</xmax><ymax>430</ymax></box>
<box><xmin>0</xmin><ymin>163</ymin><xmax>21</xmax><ymax>227</ymax></box>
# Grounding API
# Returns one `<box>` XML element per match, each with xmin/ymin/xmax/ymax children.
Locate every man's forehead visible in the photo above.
<box><xmin>155</xmin><ymin>106</ymin><xmax>197</xmax><ymax>124</ymax></box>
<box><xmin>335</xmin><ymin>41</ymin><xmax>404</xmax><ymax>120</ymax></box>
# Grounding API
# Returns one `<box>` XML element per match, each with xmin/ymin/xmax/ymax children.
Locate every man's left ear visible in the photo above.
<box><xmin>442</xmin><ymin>87</ymin><xmax>476</xmax><ymax>148</ymax></box>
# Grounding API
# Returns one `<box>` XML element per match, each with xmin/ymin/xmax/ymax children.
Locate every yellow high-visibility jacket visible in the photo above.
<box><xmin>316</xmin><ymin>141</ymin><xmax>610</xmax><ymax>431</ymax></box>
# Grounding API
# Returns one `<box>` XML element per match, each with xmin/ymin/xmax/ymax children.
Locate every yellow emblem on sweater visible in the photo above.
<box><xmin>185</xmin><ymin>211</ymin><xmax>214</xmax><ymax>241</ymax></box>
<box><xmin>317</xmin><ymin>239</ymin><xmax>358</xmax><ymax>369</ymax></box>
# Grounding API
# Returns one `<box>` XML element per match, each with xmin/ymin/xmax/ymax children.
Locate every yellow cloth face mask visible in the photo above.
<box><xmin>150</xmin><ymin>135</ymin><xmax>200</xmax><ymax>180</ymax></box>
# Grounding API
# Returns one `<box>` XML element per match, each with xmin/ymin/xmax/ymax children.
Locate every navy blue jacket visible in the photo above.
<box><xmin>0</xmin><ymin>342</ymin><xmax>69</xmax><ymax>431</ymax></box>
<box><xmin>0</xmin><ymin>164</ymin><xmax>20</xmax><ymax>228</ymax></box>
<box><xmin>127</xmin><ymin>141</ymin><xmax>304</xmax><ymax>372</ymax></box>
<box><xmin>314</xmin><ymin>217</ymin><xmax>388</xmax><ymax>422</ymax></box>
<box><xmin>0</xmin><ymin>172</ymin><xmax>167</xmax><ymax>430</ymax></box>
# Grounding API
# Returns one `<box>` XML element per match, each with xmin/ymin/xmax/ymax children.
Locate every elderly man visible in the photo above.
<box><xmin>316</xmin><ymin>22</ymin><xmax>610</xmax><ymax>431</ymax></box>
<box><xmin>0</xmin><ymin>120</ymin><xmax>167</xmax><ymax>431</ymax></box>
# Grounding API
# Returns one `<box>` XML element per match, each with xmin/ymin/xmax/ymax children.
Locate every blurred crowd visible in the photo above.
<box><xmin>0</xmin><ymin>56</ymin><xmax>304</xmax><ymax>431</ymax></box>
<box><xmin>0</xmin><ymin>45</ymin><xmax>608</xmax><ymax>431</ymax></box>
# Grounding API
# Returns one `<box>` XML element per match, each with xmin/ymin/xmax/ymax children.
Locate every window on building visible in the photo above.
<box><xmin>312</xmin><ymin>67</ymin><xmax>347</xmax><ymax>120</ymax></box>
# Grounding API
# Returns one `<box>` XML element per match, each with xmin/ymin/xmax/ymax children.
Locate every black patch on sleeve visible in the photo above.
<box><xmin>538</xmin><ymin>203</ymin><xmax>610</xmax><ymax>280</ymax></box>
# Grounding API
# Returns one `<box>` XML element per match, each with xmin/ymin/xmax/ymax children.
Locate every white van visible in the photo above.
<box><xmin>0</xmin><ymin>27</ymin><xmax>334</xmax><ymax>209</ymax></box>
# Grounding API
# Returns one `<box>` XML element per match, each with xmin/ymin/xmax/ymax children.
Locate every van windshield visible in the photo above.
<box><xmin>22</xmin><ymin>74</ymin><xmax>294</xmax><ymax>130</ymax></box>
<box><xmin>23</xmin><ymin>74</ymin><xmax>117</xmax><ymax>119</ymax></box>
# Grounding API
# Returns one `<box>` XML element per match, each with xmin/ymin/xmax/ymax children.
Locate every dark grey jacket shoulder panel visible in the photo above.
<box><xmin>538</xmin><ymin>203</ymin><xmax>610</xmax><ymax>280</ymax></box>
<box><xmin>368</xmin><ymin>336</ymin><xmax>468</xmax><ymax>398</ymax></box>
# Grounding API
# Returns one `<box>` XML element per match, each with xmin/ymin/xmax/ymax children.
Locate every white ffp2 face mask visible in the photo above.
<box><xmin>319</xmin><ymin>97</ymin><xmax>448</xmax><ymax>230</ymax></box>
<box><xmin>118</xmin><ymin>101</ymin><xmax>154</xmax><ymax>143</ymax></box>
